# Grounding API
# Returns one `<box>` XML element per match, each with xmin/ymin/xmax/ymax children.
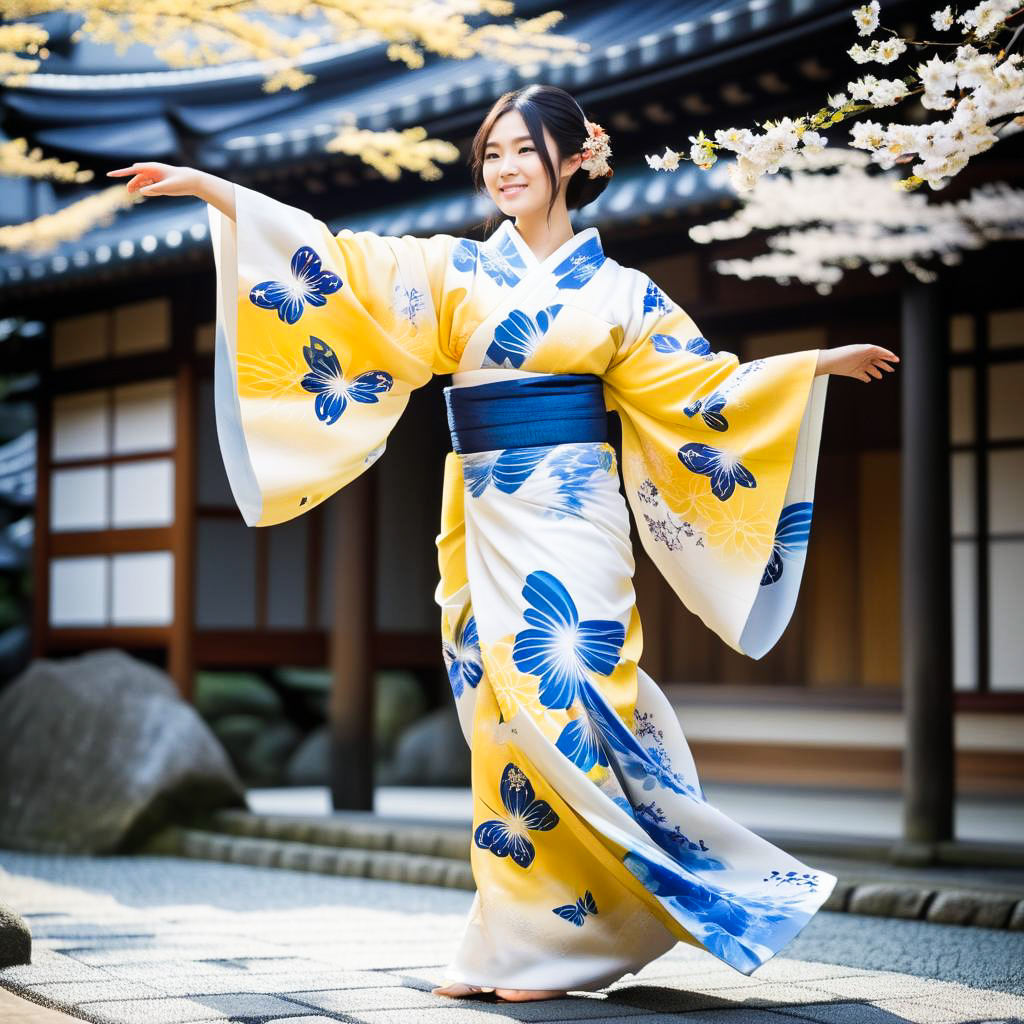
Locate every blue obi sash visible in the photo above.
<box><xmin>444</xmin><ymin>373</ymin><xmax>608</xmax><ymax>455</ymax></box>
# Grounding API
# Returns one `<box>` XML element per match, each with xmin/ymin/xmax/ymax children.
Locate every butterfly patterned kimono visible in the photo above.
<box><xmin>208</xmin><ymin>182</ymin><xmax>837</xmax><ymax>991</ymax></box>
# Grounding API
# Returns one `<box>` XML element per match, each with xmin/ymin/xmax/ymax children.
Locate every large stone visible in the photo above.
<box><xmin>0</xmin><ymin>648</ymin><xmax>246</xmax><ymax>854</ymax></box>
<box><xmin>0</xmin><ymin>900</ymin><xmax>31</xmax><ymax>967</ymax></box>
<box><xmin>384</xmin><ymin>706</ymin><xmax>470</xmax><ymax>786</ymax></box>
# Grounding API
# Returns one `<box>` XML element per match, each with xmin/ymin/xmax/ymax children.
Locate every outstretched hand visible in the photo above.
<box><xmin>819</xmin><ymin>344</ymin><xmax>899</xmax><ymax>382</ymax></box>
<box><xmin>106</xmin><ymin>162</ymin><xmax>199</xmax><ymax>198</ymax></box>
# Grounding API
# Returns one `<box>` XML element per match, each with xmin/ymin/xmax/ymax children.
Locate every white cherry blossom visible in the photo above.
<box><xmin>853</xmin><ymin>1</ymin><xmax>880</xmax><ymax>35</ymax></box>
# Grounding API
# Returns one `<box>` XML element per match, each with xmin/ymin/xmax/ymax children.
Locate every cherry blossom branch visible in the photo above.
<box><xmin>645</xmin><ymin>1</ymin><xmax>1024</xmax><ymax>194</ymax></box>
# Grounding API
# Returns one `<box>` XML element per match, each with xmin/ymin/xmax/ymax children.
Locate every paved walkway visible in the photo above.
<box><xmin>1</xmin><ymin>850</ymin><xmax>1022</xmax><ymax>1024</ymax></box>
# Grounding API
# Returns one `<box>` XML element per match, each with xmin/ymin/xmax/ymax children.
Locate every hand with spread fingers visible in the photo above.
<box><xmin>816</xmin><ymin>344</ymin><xmax>900</xmax><ymax>382</ymax></box>
<box><xmin>106</xmin><ymin>162</ymin><xmax>200</xmax><ymax>198</ymax></box>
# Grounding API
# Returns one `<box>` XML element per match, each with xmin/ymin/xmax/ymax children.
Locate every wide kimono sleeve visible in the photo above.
<box><xmin>207</xmin><ymin>182</ymin><xmax>459</xmax><ymax>527</ymax></box>
<box><xmin>601</xmin><ymin>273</ymin><xmax>829</xmax><ymax>659</ymax></box>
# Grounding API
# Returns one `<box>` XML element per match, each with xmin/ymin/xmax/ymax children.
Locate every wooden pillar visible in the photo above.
<box><xmin>327</xmin><ymin>471</ymin><xmax>375</xmax><ymax>809</ymax></box>
<box><xmin>897</xmin><ymin>281</ymin><xmax>954</xmax><ymax>858</ymax></box>
<box><xmin>169</xmin><ymin>356</ymin><xmax>196</xmax><ymax>701</ymax></box>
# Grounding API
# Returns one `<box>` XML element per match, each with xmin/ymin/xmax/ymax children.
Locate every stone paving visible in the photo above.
<box><xmin>1</xmin><ymin>852</ymin><xmax>1023</xmax><ymax>1024</ymax></box>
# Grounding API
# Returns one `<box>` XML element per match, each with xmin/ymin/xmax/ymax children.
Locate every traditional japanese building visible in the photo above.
<box><xmin>0</xmin><ymin>0</ymin><xmax>1020</xmax><ymax>819</ymax></box>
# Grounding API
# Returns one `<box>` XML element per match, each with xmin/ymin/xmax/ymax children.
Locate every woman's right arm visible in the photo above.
<box><xmin>106</xmin><ymin>163</ymin><xmax>236</xmax><ymax>222</ymax></box>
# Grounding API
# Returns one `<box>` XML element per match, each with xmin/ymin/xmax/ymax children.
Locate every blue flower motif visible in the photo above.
<box><xmin>300</xmin><ymin>336</ymin><xmax>393</xmax><ymax>425</ymax></box>
<box><xmin>442</xmin><ymin>614</ymin><xmax>483</xmax><ymax>699</ymax></box>
<box><xmin>552</xmin><ymin>236</ymin><xmax>605</xmax><ymax>289</ymax></box>
<box><xmin>623</xmin><ymin>851</ymin><xmax>766</xmax><ymax>971</ymax></box>
<box><xmin>677</xmin><ymin>442</ymin><xmax>756</xmax><ymax>501</ymax></box>
<box><xmin>474</xmin><ymin>762</ymin><xmax>558</xmax><ymax>869</ymax></box>
<box><xmin>683</xmin><ymin>391</ymin><xmax>729</xmax><ymax>432</ymax></box>
<box><xmin>581</xmin><ymin>682</ymin><xmax>703</xmax><ymax>800</ymax></box>
<box><xmin>685</xmin><ymin>336</ymin><xmax>714</xmax><ymax>357</ymax></box>
<box><xmin>513</xmin><ymin>570</ymin><xmax>625</xmax><ymax>710</ymax></box>
<box><xmin>760</xmin><ymin>501</ymin><xmax>813</xmax><ymax>586</ymax></box>
<box><xmin>552</xmin><ymin>890</ymin><xmax>598</xmax><ymax>926</ymax></box>
<box><xmin>462</xmin><ymin>447</ymin><xmax>549</xmax><ymax>498</ymax></box>
<box><xmin>249</xmin><ymin>246</ymin><xmax>343</xmax><ymax>325</ymax></box>
<box><xmin>544</xmin><ymin>444</ymin><xmax>614</xmax><ymax>518</ymax></box>
<box><xmin>556</xmin><ymin>714</ymin><xmax>609</xmax><ymax>772</ymax></box>
<box><xmin>483</xmin><ymin>304</ymin><xmax>563</xmax><ymax>369</ymax></box>
<box><xmin>643</xmin><ymin>280</ymin><xmax>672</xmax><ymax>315</ymax></box>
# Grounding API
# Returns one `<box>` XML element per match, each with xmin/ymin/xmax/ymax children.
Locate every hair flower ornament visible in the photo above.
<box><xmin>581</xmin><ymin>119</ymin><xmax>613</xmax><ymax>179</ymax></box>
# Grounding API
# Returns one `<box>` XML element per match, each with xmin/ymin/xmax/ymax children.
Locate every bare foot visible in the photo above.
<box><xmin>494</xmin><ymin>988</ymin><xmax>568</xmax><ymax>1001</ymax></box>
<box><xmin>431</xmin><ymin>982</ymin><xmax>495</xmax><ymax>998</ymax></box>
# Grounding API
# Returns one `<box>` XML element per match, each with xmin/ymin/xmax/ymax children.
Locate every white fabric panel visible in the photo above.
<box><xmin>987</xmin><ymin>361</ymin><xmax>1024</xmax><ymax>441</ymax></box>
<box><xmin>195</xmin><ymin>322</ymin><xmax>215</xmax><ymax>354</ymax></box>
<box><xmin>111</xmin><ymin>458</ymin><xmax>175</xmax><ymax>528</ymax></box>
<box><xmin>52</xmin><ymin>391</ymin><xmax>109</xmax><ymax>462</ymax></box>
<box><xmin>989</xmin><ymin>448</ymin><xmax>1024</xmax><ymax>534</ymax></box>
<box><xmin>196</xmin><ymin>377</ymin><xmax>235</xmax><ymax>506</ymax></box>
<box><xmin>51</xmin><ymin>466</ymin><xmax>108</xmax><ymax>532</ymax></box>
<box><xmin>52</xmin><ymin>312</ymin><xmax>109</xmax><ymax>368</ymax></box>
<box><xmin>113</xmin><ymin>298</ymin><xmax>170</xmax><ymax>356</ymax></box>
<box><xmin>195</xmin><ymin>518</ymin><xmax>257</xmax><ymax>628</ymax></box>
<box><xmin>113</xmin><ymin>379</ymin><xmax>176</xmax><ymax>454</ymax></box>
<box><xmin>50</xmin><ymin>556</ymin><xmax>108</xmax><ymax>626</ymax></box>
<box><xmin>952</xmin><ymin>540</ymin><xmax>977</xmax><ymax>692</ymax></box>
<box><xmin>989</xmin><ymin>540</ymin><xmax>1024</xmax><ymax>691</ymax></box>
<box><xmin>950</xmin><ymin>451</ymin><xmax>976</xmax><ymax>536</ymax></box>
<box><xmin>266</xmin><ymin>516</ymin><xmax>308</xmax><ymax>629</ymax></box>
<box><xmin>110</xmin><ymin>551</ymin><xmax>174</xmax><ymax>625</ymax></box>
<box><xmin>989</xmin><ymin>308</ymin><xmax>1024</xmax><ymax>349</ymax></box>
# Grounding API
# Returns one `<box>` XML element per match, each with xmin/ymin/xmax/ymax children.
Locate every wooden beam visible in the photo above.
<box><xmin>194</xmin><ymin>629</ymin><xmax>328</xmax><ymax>666</ymax></box>
<box><xmin>50</xmin><ymin>529</ymin><xmax>174</xmax><ymax>556</ymax></box>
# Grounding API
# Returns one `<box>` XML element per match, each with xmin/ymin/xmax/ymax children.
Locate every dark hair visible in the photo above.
<box><xmin>469</xmin><ymin>84</ymin><xmax>612</xmax><ymax>230</ymax></box>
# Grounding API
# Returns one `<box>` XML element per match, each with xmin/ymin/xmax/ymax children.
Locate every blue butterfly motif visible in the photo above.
<box><xmin>650</xmin><ymin>334</ymin><xmax>681</xmax><ymax>354</ymax></box>
<box><xmin>442</xmin><ymin>614</ymin><xmax>483</xmax><ymax>698</ymax></box>
<box><xmin>300</xmin><ymin>336</ymin><xmax>393</xmax><ymax>426</ymax></box>
<box><xmin>452</xmin><ymin>239</ymin><xmax>480</xmax><ymax>273</ymax></box>
<box><xmin>393</xmin><ymin>283</ymin><xmax>425</xmax><ymax>324</ymax></box>
<box><xmin>683</xmin><ymin>391</ymin><xmax>729</xmax><ymax>432</ymax></box>
<box><xmin>249</xmin><ymin>246</ymin><xmax>343</xmax><ymax>325</ymax></box>
<box><xmin>677</xmin><ymin>442</ymin><xmax>757</xmax><ymax>501</ymax></box>
<box><xmin>648</xmin><ymin>334</ymin><xmax>715</xmax><ymax>360</ymax></box>
<box><xmin>483</xmin><ymin>304</ymin><xmax>563</xmax><ymax>369</ymax></box>
<box><xmin>474</xmin><ymin>762</ymin><xmax>559</xmax><ymax>869</ymax></box>
<box><xmin>462</xmin><ymin>447</ymin><xmax>550</xmax><ymax>498</ymax></box>
<box><xmin>552</xmin><ymin>236</ymin><xmax>605</xmax><ymax>289</ymax></box>
<box><xmin>556</xmin><ymin>713</ymin><xmax>609</xmax><ymax>772</ymax></box>
<box><xmin>685</xmin><ymin>336</ymin><xmax>715</xmax><ymax>359</ymax></box>
<box><xmin>760</xmin><ymin>501</ymin><xmax>813</xmax><ymax>586</ymax></box>
<box><xmin>552</xmin><ymin>889</ymin><xmax>598</xmax><ymax>927</ymax></box>
<box><xmin>513</xmin><ymin>570</ymin><xmax>625</xmax><ymax>710</ymax></box>
<box><xmin>454</xmin><ymin>234</ymin><xmax>527</xmax><ymax>286</ymax></box>
<box><xmin>642</xmin><ymin>280</ymin><xmax>671</xmax><ymax>315</ymax></box>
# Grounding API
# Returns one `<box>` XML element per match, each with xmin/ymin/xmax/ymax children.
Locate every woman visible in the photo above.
<box><xmin>108</xmin><ymin>83</ymin><xmax>897</xmax><ymax>1003</ymax></box>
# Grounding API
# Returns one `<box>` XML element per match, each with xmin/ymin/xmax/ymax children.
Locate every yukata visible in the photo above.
<box><xmin>207</xmin><ymin>182</ymin><xmax>837</xmax><ymax>992</ymax></box>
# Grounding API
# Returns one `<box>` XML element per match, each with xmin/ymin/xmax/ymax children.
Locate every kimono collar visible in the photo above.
<box><xmin>488</xmin><ymin>219</ymin><xmax>602</xmax><ymax>273</ymax></box>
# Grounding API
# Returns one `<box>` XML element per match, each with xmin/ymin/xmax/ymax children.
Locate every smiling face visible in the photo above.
<box><xmin>481</xmin><ymin>108</ymin><xmax>581</xmax><ymax>221</ymax></box>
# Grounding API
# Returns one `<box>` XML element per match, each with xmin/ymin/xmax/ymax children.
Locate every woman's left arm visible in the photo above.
<box><xmin>816</xmin><ymin>344</ymin><xmax>899</xmax><ymax>381</ymax></box>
